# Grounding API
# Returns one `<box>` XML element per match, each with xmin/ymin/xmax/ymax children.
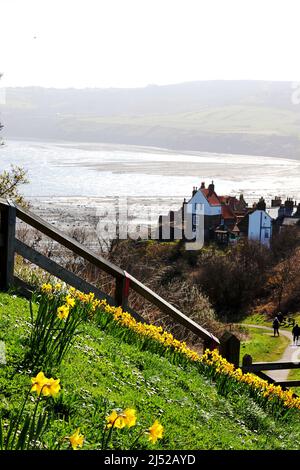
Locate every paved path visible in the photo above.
<box><xmin>240</xmin><ymin>324</ymin><xmax>300</xmax><ymax>382</ymax></box>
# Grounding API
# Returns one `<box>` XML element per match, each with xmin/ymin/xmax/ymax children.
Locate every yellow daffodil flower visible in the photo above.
<box><xmin>148</xmin><ymin>420</ymin><xmax>163</xmax><ymax>443</ymax></box>
<box><xmin>69</xmin><ymin>428</ymin><xmax>84</xmax><ymax>450</ymax></box>
<box><xmin>31</xmin><ymin>371</ymin><xmax>47</xmax><ymax>395</ymax></box>
<box><xmin>41</xmin><ymin>377</ymin><xmax>61</xmax><ymax>397</ymax></box>
<box><xmin>65</xmin><ymin>295</ymin><xmax>75</xmax><ymax>308</ymax></box>
<box><xmin>123</xmin><ymin>408</ymin><xmax>137</xmax><ymax>428</ymax></box>
<box><xmin>106</xmin><ymin>410</ymin><xmax>126</xmax><ymax>429</ymax></box>
<box><xmin>57</xmin><ymin>305</ymin><xmax>70</xmax><ymax>320</ymax></box>
<box><xmin>41</xmin><ymin>283</ymin><xmax>52</xmax><ymax>294</ymax></box>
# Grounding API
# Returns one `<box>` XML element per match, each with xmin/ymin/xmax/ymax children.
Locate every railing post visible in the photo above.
<box><xmin>0</xmin><ymin>202</ymin><xmax>16</xmax><ymax>291</ymax></box>
<box><xmin>203</xmin><ymin>337</ymin><xmax>219</xmax><ymax>353</ymax></box>
<box><xmin>115</xmin><ymin>274</ymin><xmax>130</xmax><ymax>311</ymax></box>
<box><xmin>242</xmin><ymin>354</ymin><xmax>253</xmax><ymax>373</ymax></box>
<box><xmin>219</xmin><ymin>332</ymin><xmax>240</xmax><ymax>368</ymax></box>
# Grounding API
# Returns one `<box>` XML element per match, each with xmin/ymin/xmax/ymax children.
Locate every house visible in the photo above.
<box><xmin>293</xmin><ymin>203</ymin><xmax>300</xmax><ymax>218</ymax></box>
<box><xmin>271</xmin><ymin>197</ymin><xmax>299</xmax><ymax>233</ymax></box>
<box><xmin>157</xmin><ymin>181</ymin><xmax>273</xmax><ymax>247</ymax></box>
<box><xmin>185</xmin><ymin>182</ymin><xmax>222</xmax><ymax>240</ymax></box>
<box><xmin>186</xmin><ymin>181</ymin><xmax>250</xmax><ymax>242</ymax></box>
<box><xmin>281</xmin><ymin>217</ymin><xmax>300</xmax><ymax>228</ymax></box>
<box><xmin>248</xmin><ymin>210</ymin><xmax>273</xmax><ymax>247</ymax></box>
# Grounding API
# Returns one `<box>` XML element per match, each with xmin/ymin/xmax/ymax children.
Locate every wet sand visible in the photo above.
<box><xmin>2</xmin><ymin>140</ymin><xmax>299</xmax><ymax>246</ymax></box>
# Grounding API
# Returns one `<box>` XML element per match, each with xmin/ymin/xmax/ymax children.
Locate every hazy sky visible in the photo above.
<box><xmin>1</xmin><ymin>0</ymin><xmax>300</xmax><ymax>88</ymax></box>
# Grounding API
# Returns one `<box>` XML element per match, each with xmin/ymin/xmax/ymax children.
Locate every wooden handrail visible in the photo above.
<box><xmin>242</xmin><ymin>354</ymin><xmax>300</xmax><ymax>395</ymax></box>
<box><xmin>0</xmin><ymin>198</ymin><xmax>220</xmax><ymax>348</ymax></box>
<box><xmin>243</xmin><ymin>361</ymin><xmax>300</xmax><ymax>372</ymax></box>
<box><xmin>14</xmin><ymin>201</ymin><xmax>124</xmax><ymax>279</ymax></box>
<box><xmin>14</xmin><ymin>239</ymin><xmax>114</xmax><ymax>304</ymax></box>
<box><xmin>126</xmin><ymin>271</ymin><xmax>220</xmax><ymax>345</ymax></box>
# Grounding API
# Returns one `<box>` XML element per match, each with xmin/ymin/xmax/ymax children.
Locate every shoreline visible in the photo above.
<box><xmin>4</xmin><ymin>137</ymin><xmax>300</xmax><ymax>163</ymax></box>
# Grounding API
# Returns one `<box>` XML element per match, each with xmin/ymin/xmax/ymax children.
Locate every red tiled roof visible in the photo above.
<box><xmin>218</xmin><ymin>196</ymin><xmax>239</xmax><ymax>209</ymax></box>
<box><xmin>200</xmin><ymin>189</ymin><xmax>221</xmax><ymax>206</ymax></box>
<box><xmin>221</xmin><ymin>205</ymin><xmax>236</xmax><ymax>220</ymax></box>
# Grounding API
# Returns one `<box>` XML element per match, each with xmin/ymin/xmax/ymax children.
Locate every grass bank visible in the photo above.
<box><xmin>240</xmin><ymin>327</ymin><xmax>290</xmax><ymax>363</ymax></box>
<box><xmin>1</xmin><ymin>291</ymin><xmax>300</xmax><ymax>449</ymax></box>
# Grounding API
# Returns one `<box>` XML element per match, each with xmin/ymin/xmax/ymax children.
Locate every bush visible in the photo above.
<box><xmin>196</xmin><ymin>241</ymin><xmax>272</xmax><ymax>318</ymax></box>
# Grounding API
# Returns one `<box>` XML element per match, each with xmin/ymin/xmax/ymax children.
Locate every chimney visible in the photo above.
<box><xmin>208</xmin><ymin>180</ymin><xmax>215</xmax><ymax>194</ymax></box>
<box><xmin>256</xmin><ymin>197</ymin><xmax>266</xmax><ymax>211</ymax></box>
<box><xmin>284</xmin><ymin>198</ymin><xmax>294</xmax><ymax>216</ymax></box>
<box><xmin>294</xmin><ymin>203</ymin><xmax>300</xmax><ymax>217</ymax></box>
<box><xmin>192</xmin><ymin>186</ymin><xmax>197</xmax><ymax>197</ymax></box>
<box><xmin>271</xmin><ymin>196</ymin><xmax>282</xmax><ymax>208</ymax></box>
<box><xmin>200</xmin><ymin>182</ymin><xmax>205</xmax><ymax>189</ymax></box>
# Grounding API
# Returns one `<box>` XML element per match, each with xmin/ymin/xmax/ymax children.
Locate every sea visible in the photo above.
<box><xmin>0</xmin><ymin>139</ymin><xmax>299</xmax><ymax>242</ymax></box>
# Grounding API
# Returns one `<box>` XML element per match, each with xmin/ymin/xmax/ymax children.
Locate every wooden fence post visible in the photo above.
<box><xmin>219</xmin><ymin>331</ymin><xmax>240</xmax><ymax>368</ymax></box>
<box><xmin>0</xmin><ymin>202</ymin><xmax>16</xmax><ymax>291</ymax></box>
<box><xmin>115</xmin><ymin>274</ymin><xmax>130</xmax><ymax>311</ymax></box>
<box><xmin>203</xmin><ymin>337</ymin><xmax>219</xmax><ymax>352</ymax></box>
<box><xmin>242</xmin><ymin>354</ymin><xmax>253</xmax><ymax>373</ymax></box>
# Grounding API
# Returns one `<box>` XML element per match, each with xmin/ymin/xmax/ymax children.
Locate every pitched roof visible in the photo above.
<box><xmin>218</xmin><ymin>195</ymin><xmax>238</xmax><ymax>205</ymax></box>
<box><xmin>231</xmin><ymin>224</ymin><xmax>240</xmax><ymax>233</ymax></box>
<box><xmin>221</xmin><ymin>204</ymin><xmax>236</xmax><ymax>220</ymax></box>
<box><xmin>282</xmin><ymin>217</ymin><xmax>300</xmax><ymax>226</ymax></box>
<box><xmin>200</xmin><ymin>188</ymin><xmax>221</xmax><ymax>206</ymax></box>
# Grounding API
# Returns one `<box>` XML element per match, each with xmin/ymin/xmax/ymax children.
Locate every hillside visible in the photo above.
<box><xmin>1</xmin><ymin>81</ymin><xmax>300</xmax><ymax>158</ymax></box>
<box><xmin>1</xmin><ymin>289</ymin><xmax>300</xmax><ymax>450</ymax></box>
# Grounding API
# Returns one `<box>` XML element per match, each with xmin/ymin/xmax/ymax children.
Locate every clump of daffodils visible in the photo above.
<box><xmin>104</xmin><ymin>409</ymin><xmax>163</xmax><ymax>449</ymax></box>
<box><xmin>199</xmin><ymin>349</ymin><xmax>300</xmax><ymax>411</ymax></box>
<box><xmin>41</xmin><ymin>283</ymin><xmax>300</xmax><ymax>413</ymax></box>
<box><xmin>106</xmin><ymin>408</ymin><xmax>137</xmax><ymax>429</ymax></box>
<box><xmin>99</xmin><ymin>300</ymin><xmax>200</xmax><ymax>362</ymax></box>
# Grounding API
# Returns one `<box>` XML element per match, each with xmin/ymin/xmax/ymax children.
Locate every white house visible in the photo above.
<box><xmin>187</xmin><ymin>182</ymin><xmax>222</xmax><ymax>217</ymax></box>
<box><xmin>248</xmin><ymin>210</ymin><xmax>272</xmax><ymax>247</ymax></box>
<box><xmin>186</xmin><ymin>182</ymin><xmax>222</xmax><ymax>239</ymax></box>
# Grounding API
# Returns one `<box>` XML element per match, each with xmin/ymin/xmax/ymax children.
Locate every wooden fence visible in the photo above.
<box><xmin>242</xmin><ymin>355</ymin><xmax>300</xmax><ymax>389</ymax></box>
<box><xmin>0</xmin><ymin>198</ymin><xmax>220</xmax><ymax>352</ymax></box>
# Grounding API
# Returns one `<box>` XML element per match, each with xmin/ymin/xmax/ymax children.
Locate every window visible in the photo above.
<box><xmin>192</xmin><ymin>214</ymin><xmax>197</xmax><ymax>232</ymax></box>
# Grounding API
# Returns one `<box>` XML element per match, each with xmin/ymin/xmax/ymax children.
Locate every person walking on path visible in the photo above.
<box><xmin>292</xmin><ymin>323</ymin><xmax>300</xmax><ymax>345</ymax></box>
<box><xmin>273</xmin><ymin>316</ymin><xmax>280</xmax><ymax>337</ymax></box>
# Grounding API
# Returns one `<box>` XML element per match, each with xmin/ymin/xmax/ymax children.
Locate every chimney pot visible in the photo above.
<box><xmin>208</xmin><ymin>180</ymin><xmax>215</xmax><ymax>193</ymax></box>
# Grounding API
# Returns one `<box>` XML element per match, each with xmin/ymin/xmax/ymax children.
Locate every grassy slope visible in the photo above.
<box><xmin>241</xmin><ymin>314</ymin><xmax>300</xmax><ymax>386</ymax></box>
<box><xmin>77</xmin><ymin>106</ymin><xmax>300</xmax><ymax>137</ymax></box>
<box><xmin>240</xmin><ymin>327</ymin><xmax>290</xmax><ymax>363</ymax></box>
<box><xmin>241</xmin><ymin>314</ymin><xmax>271</xmax><ymax>327</ymax></box>
<box><xmin>1</xmin><ymin>292</ymin><xmax>300</xmax><ymax>450</ymax></box>
<box><xmin>56</xmin><ymin>105</ymin><xmax>300</xmax><ymax>158</ymax></box>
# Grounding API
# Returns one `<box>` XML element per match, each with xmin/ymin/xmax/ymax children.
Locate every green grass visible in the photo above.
<box><xmin>240</xmin><ymin>311</ymin><xmax>300</xmax><ymax>391</ymax></box>
<box><xmin>75</xmin><ymin>106</ymin><xmax>300</xmax><ymax>138</ymax></box>
<box><xmin>240</xmin><ymin>313</ymin><xmax>270</xmax><ymax>327</ymax></box>
<box><xmin>241</xmin><ymin>311</ymin><xmax>300</xmax><ymax>330</ymax></box>
<box><xmin>288</xmin><ymin>369</ymin><xmax>300</xmax><ymax>382</ymax></box>
<box><xmin>240</xmin><ymin>327</ymin><xmax>290</xmax><ymax>363</ymax></box>
<box><xmin>56</xmin><ymin>105</ymin><xmax>300</xmax><ymax>159</ymax></box>
<box><xmin>2</xmin><ymin>291</ymin><xmax>300</xmax><ymax>449</ymax></box>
